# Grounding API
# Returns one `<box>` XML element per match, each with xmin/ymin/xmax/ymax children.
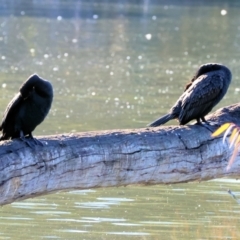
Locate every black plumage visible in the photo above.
<box><xmin>148</xmin><ymin>63</ymin><xmax>232</xmax><ymax>127</ymax></box>
<box><xmin>0</xmin><ymin>74</ymin><xmax>53</xmax><ymax>145</ymax></box>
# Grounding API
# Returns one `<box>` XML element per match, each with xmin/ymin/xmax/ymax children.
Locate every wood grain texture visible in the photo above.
<box><xmin>1</xmin><ymin>103</ymin><xmax>240</xmax><ymax>206</ymax></box>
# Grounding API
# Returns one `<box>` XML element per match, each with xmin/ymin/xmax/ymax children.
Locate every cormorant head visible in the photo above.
<box><xmin>20</xmin><ymin>74</ymin><xmax>53</xmax><ymax>99</ymax></box>
<box><xmin>191</xmin><ymin>63</ymin><xmax>223</xmax><ymax>82</ymax></box>
<box><xmin>20</xmin><ymin>74</ymin><xmax>40</xmax><ymax>99</ymax></box>
<box><xmin>185</xmin><ymin>63</ymin><xmax>229</xmax><ymax>91</ymax></box>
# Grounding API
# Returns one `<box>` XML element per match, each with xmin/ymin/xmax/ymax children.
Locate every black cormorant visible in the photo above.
<box><xmin>148</xmin><ymin>63</ymin><xmax>232</xmax><ymax>127</ymax></box>
<box><xmin>0</xmin><ymin>74</ymin><xmax>53</xmax><ymax>145</ymax></box>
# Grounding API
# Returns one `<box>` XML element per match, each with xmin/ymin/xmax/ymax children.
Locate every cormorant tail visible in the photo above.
<box><xmin>147</xmin><ymin>113</ymin><xmax>174</xmax><ymax>127</ymax></box>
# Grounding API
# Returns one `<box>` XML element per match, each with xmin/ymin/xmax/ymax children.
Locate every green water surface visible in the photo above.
<box><xmin>0</xmin><ymin>0</ymin><xmax>240</xmax><ymax>239</ymax></box>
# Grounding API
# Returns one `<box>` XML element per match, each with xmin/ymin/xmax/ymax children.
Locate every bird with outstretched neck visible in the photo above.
<box><xmin>0</xmin><ymin>74</ymin><xmax>53</xmax><ymax>147</ymax></box>
<box><xmin>148</xmin><ymin>63</ymin><xmax>232</xmax><ymax>127</ymax></box>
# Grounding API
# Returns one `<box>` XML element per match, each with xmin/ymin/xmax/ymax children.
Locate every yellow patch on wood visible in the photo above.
<box><xmin>211</xmin><ymin>123</ymin><xmax>231</xmax><ymax>137</ymax></box>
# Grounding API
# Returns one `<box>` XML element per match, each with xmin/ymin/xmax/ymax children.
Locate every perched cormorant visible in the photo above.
<box><xmin>148</xmin><ymin>63</ymin><xmax>232</xmax><ymax>127</ymax></box>
<box><xmin>0</xmin><ymin>74</ymin><xmax>53</xmax><ymax>146</ymax></box>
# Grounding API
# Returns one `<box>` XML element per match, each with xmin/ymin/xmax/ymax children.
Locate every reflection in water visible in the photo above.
<box><xmin>1</xmin><ymin>0</ymin><xmax>240</xmax><ymax>239</ymax></box>
<box><xmin>11</xmin><ymin>202</ymin><xmax>58</xmax><ymax>209</ymax></box>
<box><xmin>1</xmin><ymin>182</ymin><xmax>240</xmax><ymax>239</ymax></box>
<box><xmin>75</xmin><ymin>197</ymin><xmax>134</xmax><ymax>209</ymax></box>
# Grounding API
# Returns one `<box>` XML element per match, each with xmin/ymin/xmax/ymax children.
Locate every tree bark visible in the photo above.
<box><xmin>1</xmin><ymin>103</ymin><xmax>240</xmax><ymax>206</ymax></box>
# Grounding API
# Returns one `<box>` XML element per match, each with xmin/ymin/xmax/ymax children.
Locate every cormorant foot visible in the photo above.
<box><xmin>20</xmin><ymin>136</ymin><xmax>36</xmax><ymax>148</ymax></box>
<box><xmin>195</xmin><ymin>117</ymin><xmax>210</xmax><ymax>125</ymax></box>
<box><xmin>196</xmin><ymin>121</ymin><xmax>215</xmax><ymax>133</ymax></box>
<box><xmin>19</xmin><ymin>132</ymin><xmax>44</xmax><ymax>147</ymax></box>
<box><xmin>205</xmin><ymin>121</ymin><xmax>221</xmax><ymax>127</ymax></box>
<box><xmin>31</xmin><ymin>137</ymin><xmax>44</xmax><ymax>146</ymax></box>
<box><xmin>28</xmin><ymin>132</ymin><xmax>45</xmax><ymax>146</ymax></box>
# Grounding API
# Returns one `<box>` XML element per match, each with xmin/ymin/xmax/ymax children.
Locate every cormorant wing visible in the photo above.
<box><xmin>0</xmin><ymin>93</ymin><xmax>23</xmax><ymax>131</ymax></box>
<box><xmin>179</xmin><ymin>74</ymin><xmax>224</xmax><ymax>124</ymax></box>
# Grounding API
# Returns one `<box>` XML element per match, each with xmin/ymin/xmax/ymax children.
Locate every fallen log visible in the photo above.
<box><xmin>1</xmin><ymin>103</ymin><xmax>240</xmax><ymax>206</ymax></box>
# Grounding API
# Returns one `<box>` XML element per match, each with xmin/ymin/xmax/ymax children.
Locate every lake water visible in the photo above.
<box><xmin>0</xmin><ymin>0</ymin><xmax>240</xmax><ymax>239</ymax></box>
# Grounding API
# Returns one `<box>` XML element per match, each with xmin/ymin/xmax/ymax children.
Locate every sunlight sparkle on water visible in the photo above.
<box><xmin>166</xmin><ymin>69</ymin><xmax>173</xmax><ymax>74</ymax></box>
<box><xmin>221</xmin><ymin>9</ymin><xmax>227</xmax><ymax>15</ymax></box>
<box><xmin>145</xmin><ymin>34</ymin><xmax>152</xmax><ymax>40</ymax></box>
<box><xmin>235</xmin><ymin>88</ymin><xmax>240</xmax><ymax>92</ymax></box>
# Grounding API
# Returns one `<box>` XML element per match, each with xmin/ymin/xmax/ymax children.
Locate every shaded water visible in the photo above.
<box><xmin>1</xmin><ymin>0</ymin><xmax>240</xmax><ymax>239</ymax></box>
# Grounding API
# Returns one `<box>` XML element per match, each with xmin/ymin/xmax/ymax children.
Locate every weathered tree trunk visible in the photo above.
<box><xmin>1</xmin><ymin>103</ymin><xmax>240</xmax><ymax>206</ymax></box>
